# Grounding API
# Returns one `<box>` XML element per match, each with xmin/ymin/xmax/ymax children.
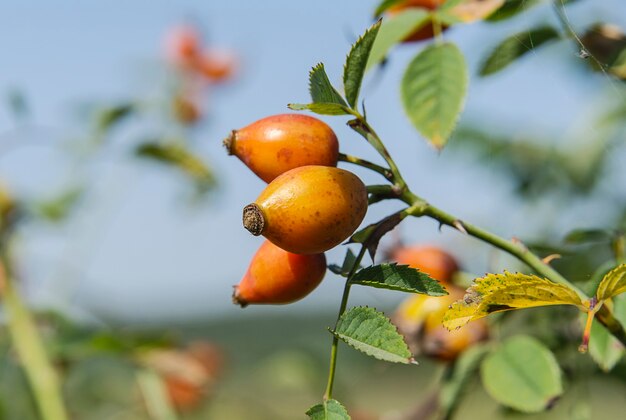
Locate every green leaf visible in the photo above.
<box><xmin>35</xmin><ymin>188</ymin><xmax>83</xmax><ymax>222</ymax></box>
<box><xmin>443</xmin><ymin>272</ymin><xmax>583</xmax><ymax>330</ymax></box>
<box><xmin>373</xmin><ymin>0</ymin><xmax>406</xmax><ymax>16</ymax></box>
<box><xmin>437</xmin><ymin>0</ymin><xmax>505</xmax><ymax>25</ymax></box>
<box><xmin>135</xmin><ymin>142</ymin><xmax>215</xmax><ymax>193</ymax></box>
<box><xmin>588</xmin><ymin>295</ymin><xmax>626</xmax><ymax>371</ymax></box>
<box><xmin>401</xmin><ymin>42</ymin><xmax>468</xmax><ymax>149</ymax></box>
<box><xmin>332</xmin><ymin>306</ymin><xmax>414</xmax><ymax>364</ymax></box>
<box><xmin>479</xmin><ymin>27</ymin><xmax>560</xmax><ymax>76</ymax></box>
<box><xmin>95</xmin><ymin>103</ymin><xmax>134</xmax><ymax>134</ymax></box>
<box><xmin>481</xmin><ymin>335</ymin><xmax>563</xmax><ymax>413</ymax></box>
<box><xmin>6</xmin><ymin>89</ymin><xmax>29</xmax><ymax>122</ymax></box>
<box><xmin>596</xmin><ymin>264</ymin><xmax>626</xmax><ymax>302</ymax></box>
<box><xmin>440</xmin><ymin>344</ymin><xmax>490</xmax><ymax>418</ymax></box>
<box><xmin>366</xmin><ymin>9</ymin><xmax>430</xmax><ymax>71</ymax></box>
<box><xmin>350</xmin><ymin>263</ymin><xmax>447</xmax><ymax>295</ymax></box>
<box><xmin>287</xmin><ymin>102</ymin><xmax>350</xmax><ymax>116</ymax></box>
<box><xmin>486</xmin><ymin>0</ymin><xmax>541</xmax><ymax>22</ymax></box>
<box><xmin>564</xmin><ymin>228</ymin><xmax>613</xmax><ymax>245</ymax></box>
<box><xmin>306</xmin><ymin>399</ymin><xmax>350</xmax><ymax>420</ymax></box>
<box><xmin>329</xmin><ymin>249</ymin><xmax>359</xmax><ymax>277</ymax></box>
<box><xmin>344</xmin><ymin>20</ymin><xmax>381</xmax><ymax>108</ymax></box>
<box><xmin>308</xmin><ymin>63</ymin><xmax>347</xmax><ymax>106</ymax></box>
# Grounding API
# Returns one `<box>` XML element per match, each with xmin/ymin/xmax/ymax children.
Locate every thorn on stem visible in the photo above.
<box><xmin>511</xmin><ymin>236</ymin><xmax>528</xmax><ymax>252</ymax></box>
<box><xmin>453</xmin><ymin>220</ymin><xmax>467</xmax><ymax>235</ymax></box>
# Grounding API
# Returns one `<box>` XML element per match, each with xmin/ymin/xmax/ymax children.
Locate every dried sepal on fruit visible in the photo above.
<box><xmin>242</xmin><ymin>166</ymin><xmax>367</xmax><ymax>254</ymax></box>
<box><xmin>233</xmin><ymin>240</ymin><xmax>326</xmax><ymax>306</ymax></box>
<box><xmin>225</xmin><ymin>114</ymin><xmax>339</xmax><ymax>183</ymax></box>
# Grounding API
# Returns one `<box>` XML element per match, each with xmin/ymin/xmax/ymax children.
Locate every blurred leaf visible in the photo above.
<box><xmin>486</xmin><ymin>0</ymin><xmax>540</xmax><ymax>22</ymax></box>
<box><xmin>95</xmin><ymin>103</ymin><xmax>134</xmax><ymax>135</ymax></box>
<box><xmin>611</xmin><ymin>49</ymin><xmax>626</xmax><ymax>79</ymax></box>
<box><xmin>443</xmin><ymin>272</ymin><xmax>583</xmax><ymax>330</ymax></box>
<box><xmin>329</xmin><ymin>249</ymin><xmax>359</xmax><ymax>277</ymax></box>
<box><xmin>350</xmin><ymin>263</ymin><xmax>447</xmax><ymax>295</ymax></box>
<box><xmin>308</xmin><ymin>63</ymin><xmax>347</xmax><ymax>106</ymax></box>
<box><xmin>564</xmin><ymin>229</ymin><xmax>613</xmax><ymax>245</ymax></box>
<box><xmin>366</xmin><ymin>9</ymin><xmax>430</xmax><ymax>71</ymax></box>
<box><xmin>596</xmin><ymin>264</ymin><xmax>626</xmax><ymax>302</ymax></box>
<box><xmin>580</xmin><ymin>24</ymin><xmax>626</xmax><ymax>73</ymax></box>
<box><xmin>481</xmin><ymin>335</ymin><xmax>562</xmax><ymax>413</ymax></box>
<box><xmin>135</xmin><ymin>369</ymin><xmax>179</xmax><ymax>420</ymax></box>
<box><xmin>34</xmin><ymin>188</ymin><xmax>83</xmax><ymax>222</ymax></box>
<box><xmin>440</xmin><ymin>344</ymin><xmax>490</xmax><ymax>418</ymax></box>
<box><xmin>479</xmin><ymin>27</ymin><xmax>560</xmax><ymax>76</ymax></box>
<box><xmin>306</xmin><ymin>399</ymin><xmax>350</xmax><ymax>420</ymax></box>
<box><xmin>135</xmin><ymin>142</ymin><xmax>215</xmax><ymax>194</ymax></box>
<box><xmin>349</xmin><ymin>211</ymin><xmax>406</xmax><ymax>260</ymax></box>
<box><xmin>287</xmin><ymin>102</ymin><xmax>350</xmax><ymax>116</ymax></box>
<box><xmin>587</xmin><ymin>296</ymin><xmax>626</xmax><ymax>371</ymax></box>
<box><xmin>451</xmin><ymin>126</ymin><xmax>607</xmax><ymax>196</ymax></box>
<box><xmin>438</xmin><ymin>0</ymin><xmax>504</xmax><ymax>24</ymax></box>
<box><xmin>6</xmin><ymin>89</ymin><xmax>29</xmax><ymax>122</ymax></box>
<box><xmin>332</xmin><ymin>306</ymin><xmax>413</xmax><ymax>364</ymax></box>
<box><xmin>373</xmin><ymin>0</ymin><xmax>406</xmax><ymax>16</ymax></box>
<box><xmin>401</xmin><ymin>42</ymin><xmax>467</xmax><ymax>149</ymax></box>
<box><xmin>344</xmin><ymin>20</ymin><xmax>381</xmax><ymax>108</ymax></box>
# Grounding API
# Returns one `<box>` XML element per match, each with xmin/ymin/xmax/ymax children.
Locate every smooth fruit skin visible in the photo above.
<box><xmin>243</xmin><ymin>166</ymin><xmax>367</xmax><ymax>254</ymax></box>
<box><xmin>395</xmin><ymin>287</ymin><xmax>489</xmax><ymax>361</ymax></box>
<box><xmin>225</xmin><ymin>114</ymin><xmax>339</xmax><ymax>183</ymax></box>
<box><xmin>233</xmin><ymin>240</ymin><xmax>326</xmax><ymax>306</ymax></box>
<box><xmin>391</xmin><ymin>245</ymin><xmax>459</xmax><ymax>284</ymax></box>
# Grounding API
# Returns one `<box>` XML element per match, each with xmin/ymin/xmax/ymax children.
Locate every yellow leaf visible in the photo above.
<box><xmin>449</xmin><ymin>0</ymin><xmax>504</xmax><ymax>23</ymax></box>
<box><xmin>596</xmin><ymin>264</ymin><xmax>626</xmax><ymax>302</ymax></box>
<box><xmin>443</xmin><ymin>272</ymin><xmax>584</xmax><ymax>330</ymax></box>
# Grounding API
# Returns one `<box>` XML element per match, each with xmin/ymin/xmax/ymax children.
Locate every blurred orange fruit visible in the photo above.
<box><xmin>390</xmin><ymin>245</ymin><xmax>460</xmax><ymax>285</ymax></box>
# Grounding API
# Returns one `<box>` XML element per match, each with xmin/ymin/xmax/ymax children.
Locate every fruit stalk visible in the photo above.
<box><xmin>323</xmin><ymin>245</ymin><xmax>368</xmax><ymax>401</ymax></box>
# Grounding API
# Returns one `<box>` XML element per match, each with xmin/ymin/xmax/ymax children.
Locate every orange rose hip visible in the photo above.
<box><xmin>233</xmin><ymin>240</ymin><xmax>326</xmax><ymax>307</ymax></box>
<box><xmin>242</xmin><ymin>166</ymin><xmax>367</xmax><ymax>254</ymax></box>
<box><xmin>391</xmin><ymin>245</ymin><xmax>459</xmax><ymax>284</ymax></box>
<box><xmin>224</xmin><ymin>114</ymin><xmax>339</xmax><ymax>183</ymax></box>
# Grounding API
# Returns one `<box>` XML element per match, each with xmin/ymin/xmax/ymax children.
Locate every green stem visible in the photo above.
<box><xmin>136</xmin><ymin>369</ymin><xmax>179</xmax><ymax>420</ymax></box>
<box><xmin>323</xmin><ymin>245</ymin><xmax>368</xmax><ymax>401</ymax></box>
<box><xmin>2</xmin><ymin>269</ymin><xmax>69</xmax><ymax>420</ymax></box>
<box><xmin>347</xmin><ymin>117</ymin><xmax>407</xmax><ymax>191</ymax></box>
<box><xmin>338</xmin><ymin>153</ymin><xmax>393</xmax><ymax>181</ymax></box>
<box><xmin>346</xmin><ymin>114</ymin><xmax>626</xmax><ymax>347</ymax></box>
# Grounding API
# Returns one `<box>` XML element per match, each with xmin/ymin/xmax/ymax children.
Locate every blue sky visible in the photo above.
<box><xmin>0</xmin><ymin>1</ymin><xmax>624</xmax><ymax>325</ymax></box>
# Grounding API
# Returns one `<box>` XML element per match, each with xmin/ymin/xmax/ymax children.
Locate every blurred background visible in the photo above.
<box><xmin>1</xmin><ymin>0</ymin><xmax>626</xmax><ymax>419</ymax></box>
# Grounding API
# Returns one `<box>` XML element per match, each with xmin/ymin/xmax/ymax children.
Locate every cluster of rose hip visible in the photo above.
<box><xmin>224</xmin><ymin>114</ymin><xmax>368</xmax><ymax>307</ymax></box>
